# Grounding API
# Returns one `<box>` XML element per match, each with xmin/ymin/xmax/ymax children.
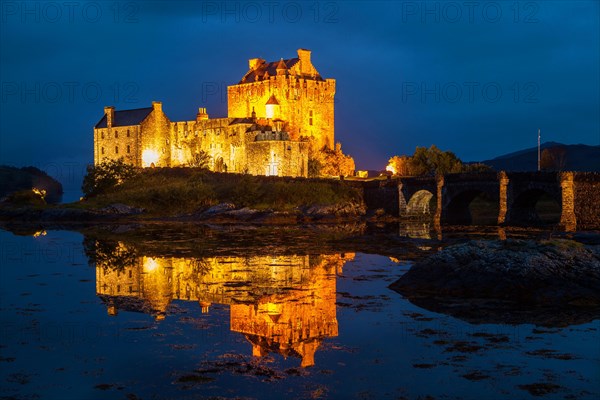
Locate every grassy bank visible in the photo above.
<box><xmin>78</xmin><ymin>168</ymin><xmax>363</xmax><ymax>216</ymax></box>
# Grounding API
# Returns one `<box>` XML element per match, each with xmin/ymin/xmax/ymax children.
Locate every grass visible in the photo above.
<box><xmin>77</xmin><ymin>168</ymin><xmax>363</xmax><ymax>216</ymax></box>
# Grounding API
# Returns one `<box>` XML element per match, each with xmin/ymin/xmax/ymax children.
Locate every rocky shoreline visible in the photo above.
<box><xmin>390</xmin><ymin>239</ymin><xmax>600</xmax><ymax>308</ymax></box>
<box><xmin>0</xmin><ymin>201</ymin><xmax>370</xmax><ymax>224</ymax></box>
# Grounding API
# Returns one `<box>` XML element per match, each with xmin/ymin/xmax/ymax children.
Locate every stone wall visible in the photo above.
<box><xmin>246</xmin><ymin>140</ymin><xmax>308</xmax><ymax>177</ymax></box>
<box><xmin>361</xmin><ymin>178</ymin><xmax>401</xmax><ymax>216</ymax></box>
<box><xmin>94</xmin><ymin>125</ymin><xmax>141</xmax><ymax>166</ymax></box>
<box><xmin>574</xmin><ymin>172</ymin><xmax>600</xmax><ymax>230</ymax></box>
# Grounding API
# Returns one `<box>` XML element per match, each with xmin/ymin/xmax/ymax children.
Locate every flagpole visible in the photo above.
<box><xmin>537</xmin><ymin>128</ymin><xmax>541</xmax><ymax>171</ymax></box>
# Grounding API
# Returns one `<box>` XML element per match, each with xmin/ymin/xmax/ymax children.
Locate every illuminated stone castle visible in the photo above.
<box><xmin>93</xmin><ymin>49</ymin><xmax>336</xmax><ymax>178</ymax></box>
<box><xmin>95</xmin><ymin>245</ymin><xmax>352</xmax><ymax>367</ymax></box>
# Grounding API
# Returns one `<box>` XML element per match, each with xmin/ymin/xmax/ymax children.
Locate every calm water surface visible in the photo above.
<box><xmin>0</xmin><ymin>226</ymin><xmax>598</xmax><ymax>399</ymax></box>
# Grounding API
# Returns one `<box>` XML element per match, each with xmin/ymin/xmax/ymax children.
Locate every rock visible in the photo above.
<box><xmin>99</xmin><ymin>203</ymin><xmax>145</xmax><ymax>215</ymax></box>
<box><xmin>200</xmin><ymin>203</ymin><xmax>236</xmax><ymax>216</ymax></box>
<box><xmin>302</xmin><ymin>201</ymin><xmax>366</xmax><ymax>218</ymax></box>
<box><xmin>224</xmin><ymin>207</ymin><xmax>260</xmax><ymax>218</ymax></box>
<box><xmin>390</xmin><ymin>239</ymin><xmax>600</xmax><ymax>307</ymax></box>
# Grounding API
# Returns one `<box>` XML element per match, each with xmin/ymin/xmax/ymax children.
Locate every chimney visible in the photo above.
<box><xmin>152</xmin><ymin>101</ymin><xmax>162</xmax><ymax>112</ymax></box>
<box><xmin>297</xmin><ymin>48</ymin><xmax>311</xmax><ymax>64</ymax></box>
<box><xmin>104</xmin><ymin>106</ymin><xmax>115</xmax><ymax>128</ymax></box>
<box><xmin>196</xmin><ymin>107</ymin><xmax>209</xmax><ymax>121</ymax></box>
<box><xmin>248</xmin><ymin>58</ymin><xmax>265</xmax><ymax>70</ymax></box>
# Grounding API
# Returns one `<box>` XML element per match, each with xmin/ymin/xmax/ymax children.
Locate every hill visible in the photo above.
<box><xmin>479</xmin><ymin>143</ymin><xmax>600</xmax><ymax>172</ymax></box>
<box><xmin>0</xmin><ymin>166</ymin><xmax>63</xmax><ymax>203</ymax></box>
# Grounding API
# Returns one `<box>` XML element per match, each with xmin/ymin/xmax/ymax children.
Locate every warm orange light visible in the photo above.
<box><xmin>143</xmin><ymin>257</ymin><xmax>159</xmax><ymax>272</ymax></box>
<box><xmin>142</xmin><ymin>149</ymin><xmax>160</xmax><ymax>167</ymax></box>
<box><xmin>33</xmin><ymin>230</ymin><xmax>47</xmax><ymax>238</ymax></box>
<box><xmin>32</xmin><ymin>187</ymin><xmax>46</xmax><ymax>199</ymax></box>
<box><xmin>386</xmin><ymin>164</ymin><xmax>396</xmax><ymax>175</ymax></box>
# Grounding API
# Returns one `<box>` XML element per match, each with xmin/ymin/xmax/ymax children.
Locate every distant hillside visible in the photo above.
<box><xmin>0</xmin><ymin>166</ymin><xmax>63</xmax><ymax>203</ymax></box>
<box><xmin>479</xmin><ymin>143</ymin><xmax>600</xmax><ymax>172</ymax></box>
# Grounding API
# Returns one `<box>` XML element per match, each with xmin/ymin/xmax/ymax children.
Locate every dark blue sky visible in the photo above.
<box><xmin>1</xmin><ymin>1</ymin><xmax>598</xmax><ymax>188</ymax></box>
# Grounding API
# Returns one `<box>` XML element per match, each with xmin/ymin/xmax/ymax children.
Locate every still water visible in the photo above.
<box><xmin>0</xmin><ymin>225</ymin><xmax>598</xmax><ymax>399</ymax></box>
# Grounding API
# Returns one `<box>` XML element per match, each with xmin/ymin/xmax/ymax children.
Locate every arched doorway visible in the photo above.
<box><xmin>214</xmin><ymin>157</ymin><xmax>224</xmax><ymax>172</ymax></box>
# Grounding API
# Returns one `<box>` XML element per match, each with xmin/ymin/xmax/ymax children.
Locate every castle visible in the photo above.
<box><xmin>93</xmin><ymin>49</ymin><xmax>336</xmax><ymax>178</ymax></box>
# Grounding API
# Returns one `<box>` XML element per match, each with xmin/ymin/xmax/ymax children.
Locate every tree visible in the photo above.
<box><xmin>82</xmin><ymin>158</ymin><xmax>138</xmax><ymax>197</ymax></box>
<box><xmin>188</xmin><ymin>150</ymin><xmax>211</xmax><ymax>169</ymax></box>
<box><xmin>387</xmin><ymin>155</ymin><xmax>412</xmax><ymax>176</ymax></box>
<box><xmin>308</xmin><ymin>158</ymin><xmax>323</xmax><ymax>178</ymax></box>
<box><xmin>387</xmin><ymin>145</ymin><xmax>476</xmax><ymax>176</ymax></box>
<box><xmin>320</xmin><ymin>142</ymin><xmax>356</xmax><ymax>177</ymax></box>
<box><xmin>540</xmin><ymin>146</ymin><xmax>567</xmax><ymax>171</ymax></box>
<box><xmin>304</xmin><ymin>137</ymin><xmax>355</xmax><ymax>177</ymax></box>
<box><xmin>408</xmin><ymin>145</ymin><xmax>463</xmax><ymax>176</ymax></box>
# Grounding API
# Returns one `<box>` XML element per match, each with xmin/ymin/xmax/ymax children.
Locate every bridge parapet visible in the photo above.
<box><xmin>506</xmin><ymin>171</ymin><xmax>560</xmax><ymax>183</ymax></box>
<box><xmin>572</xmin><ymin>172</ymin><xmax>600</xmax><ymax>230</ymax></box>
<box><xmin>444</xmin><ymin>172</ymin><xmax>499</xmax><ymax>182</ymax></box>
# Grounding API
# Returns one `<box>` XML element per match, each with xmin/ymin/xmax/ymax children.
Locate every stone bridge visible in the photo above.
<box><xmin>361</xmin><ymin>172</ymin><xmax>600</xmax><ymax>231</ymax></box>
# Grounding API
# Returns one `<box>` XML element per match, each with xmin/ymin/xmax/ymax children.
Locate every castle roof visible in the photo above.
<box><xmin>276</xmin><ymin>58</ymin><xmax>287</xmax><ymax>70</ymax></box>
<box><xmin>239</xmin><ymin>58</ymin><xmax>311</xmax><ymax>84</ymax></box>
<box><xmin>265</xmin><ymin>94</ymin><xmax>279</xmax><ymax>105</ymax></box>
<box><xmin>229</xmin><ymin>117</ymin><xmax>256</xmax><ymax>125</ymax></box>
<box><xmin>95</xmin><ymin>107</ymin><xmax>153</xmax><ymax>128</ymax></box>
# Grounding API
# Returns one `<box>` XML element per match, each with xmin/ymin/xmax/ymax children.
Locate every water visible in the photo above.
<box><xmin>0</xmin><ymin>226</ymin><xmax>598</xmax><ymax>399</ymax></box>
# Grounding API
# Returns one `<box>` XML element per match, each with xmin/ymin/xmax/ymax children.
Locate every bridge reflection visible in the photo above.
<box><xmin>92</xmin><ymin>240</ymin><xmax>353</xmax><ymax>367</ymax></box>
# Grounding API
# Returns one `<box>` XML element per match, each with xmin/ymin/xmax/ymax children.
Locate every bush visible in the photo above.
<box><xmin>1</xmin><ymin>189</ymin><xmax>46</xmax><ymax>207</ymax></box>
<box><xmin>82</xmin><ymin>158</ymin><xmax>138</xmax><ymax>197</ymax></box>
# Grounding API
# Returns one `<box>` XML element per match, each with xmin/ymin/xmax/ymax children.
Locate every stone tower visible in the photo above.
<box><xmin>227</xmin><ymin>48</ymin><xmax>336</xmax><ymax>150</ymax></box>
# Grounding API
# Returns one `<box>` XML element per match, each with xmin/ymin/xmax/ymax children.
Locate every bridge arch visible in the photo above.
<box><xmin>508</xmin><ymin>188</ymin><xmax>561</xmax><ymax>224</ymax></box>
<box><xmin>406</xmin><ymin>190</ymin><xmax>435</xmax><ymax>216</ymax></box>
<box><xmin>443</xmin><ymin>189</ymin><xmax>499</xmax><ymax>225</ymax></box>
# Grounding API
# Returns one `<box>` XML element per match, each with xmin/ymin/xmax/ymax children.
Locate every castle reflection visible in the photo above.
<box><xmin>93</xmin><ymin>241</ymin><xmax>353</xmax><ymax>368</ymax></box>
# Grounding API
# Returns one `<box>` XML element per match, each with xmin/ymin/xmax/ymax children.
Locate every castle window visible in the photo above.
<box><xmin>101</xmin><ymin>147</ymin><xmax>105</xmax><ymax>155</ymax></box>
<box><xmin>127</xmin><ymin>145</ymin><xmax>131</xmax><ymax>154</ymax></box>
<box><xmin>129</xmin><ymin>270</ymin><xmax>132</xmax><ymax>278</ymax></box>
<box><xmin>309</xmin><ymin>110</ymin><xmax>313</xmax><ymax>126</ymax></box>
<box><xmin>115</xmin><ymin>131</ymin><xmax>118</xmax><ymax>138</ymax></box>
<box><xmin>101</xmin><ymin>131</ymin><xmax>104</xmax><ymax>139</ymax></box>
<box><xmin>127</xmin><ymin>129</ymin><xmax>130</xmax><ymax>137</ymax></box>
<box><xmin>115</xmin><ymin>146</ymin><xmax>119</xmax><ymax>154</ymax></box>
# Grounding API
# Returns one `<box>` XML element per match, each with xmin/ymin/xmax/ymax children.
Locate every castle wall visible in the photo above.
<box><xmin>139</xmin><ymin>103</ymin><xmax>172</xmax><ymax>167</ymax></box>
<box><xmin>246</xmin><ymin>140</ymin><xmax>308</xmax><ymax>178</ymax></box>
<box><xmin>227</xmin><ymin>76</ymin><xmax>335</xmax><ymax>150</ymax></box>
<box><xmin>94</xmin><ymin>125</ymin><xmax>141</xmax><ymax>166</ymax></box>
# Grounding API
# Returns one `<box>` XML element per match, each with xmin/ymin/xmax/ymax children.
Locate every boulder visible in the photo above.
<box><xmin>99</xmin><ymin>203</ymin><xmax>145</xmax><ymax>215</ymax></box>
<box><xmin>390</xmin><ymin>239</ymin><xmax>600</xmax><ymax>307</ymax></box>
